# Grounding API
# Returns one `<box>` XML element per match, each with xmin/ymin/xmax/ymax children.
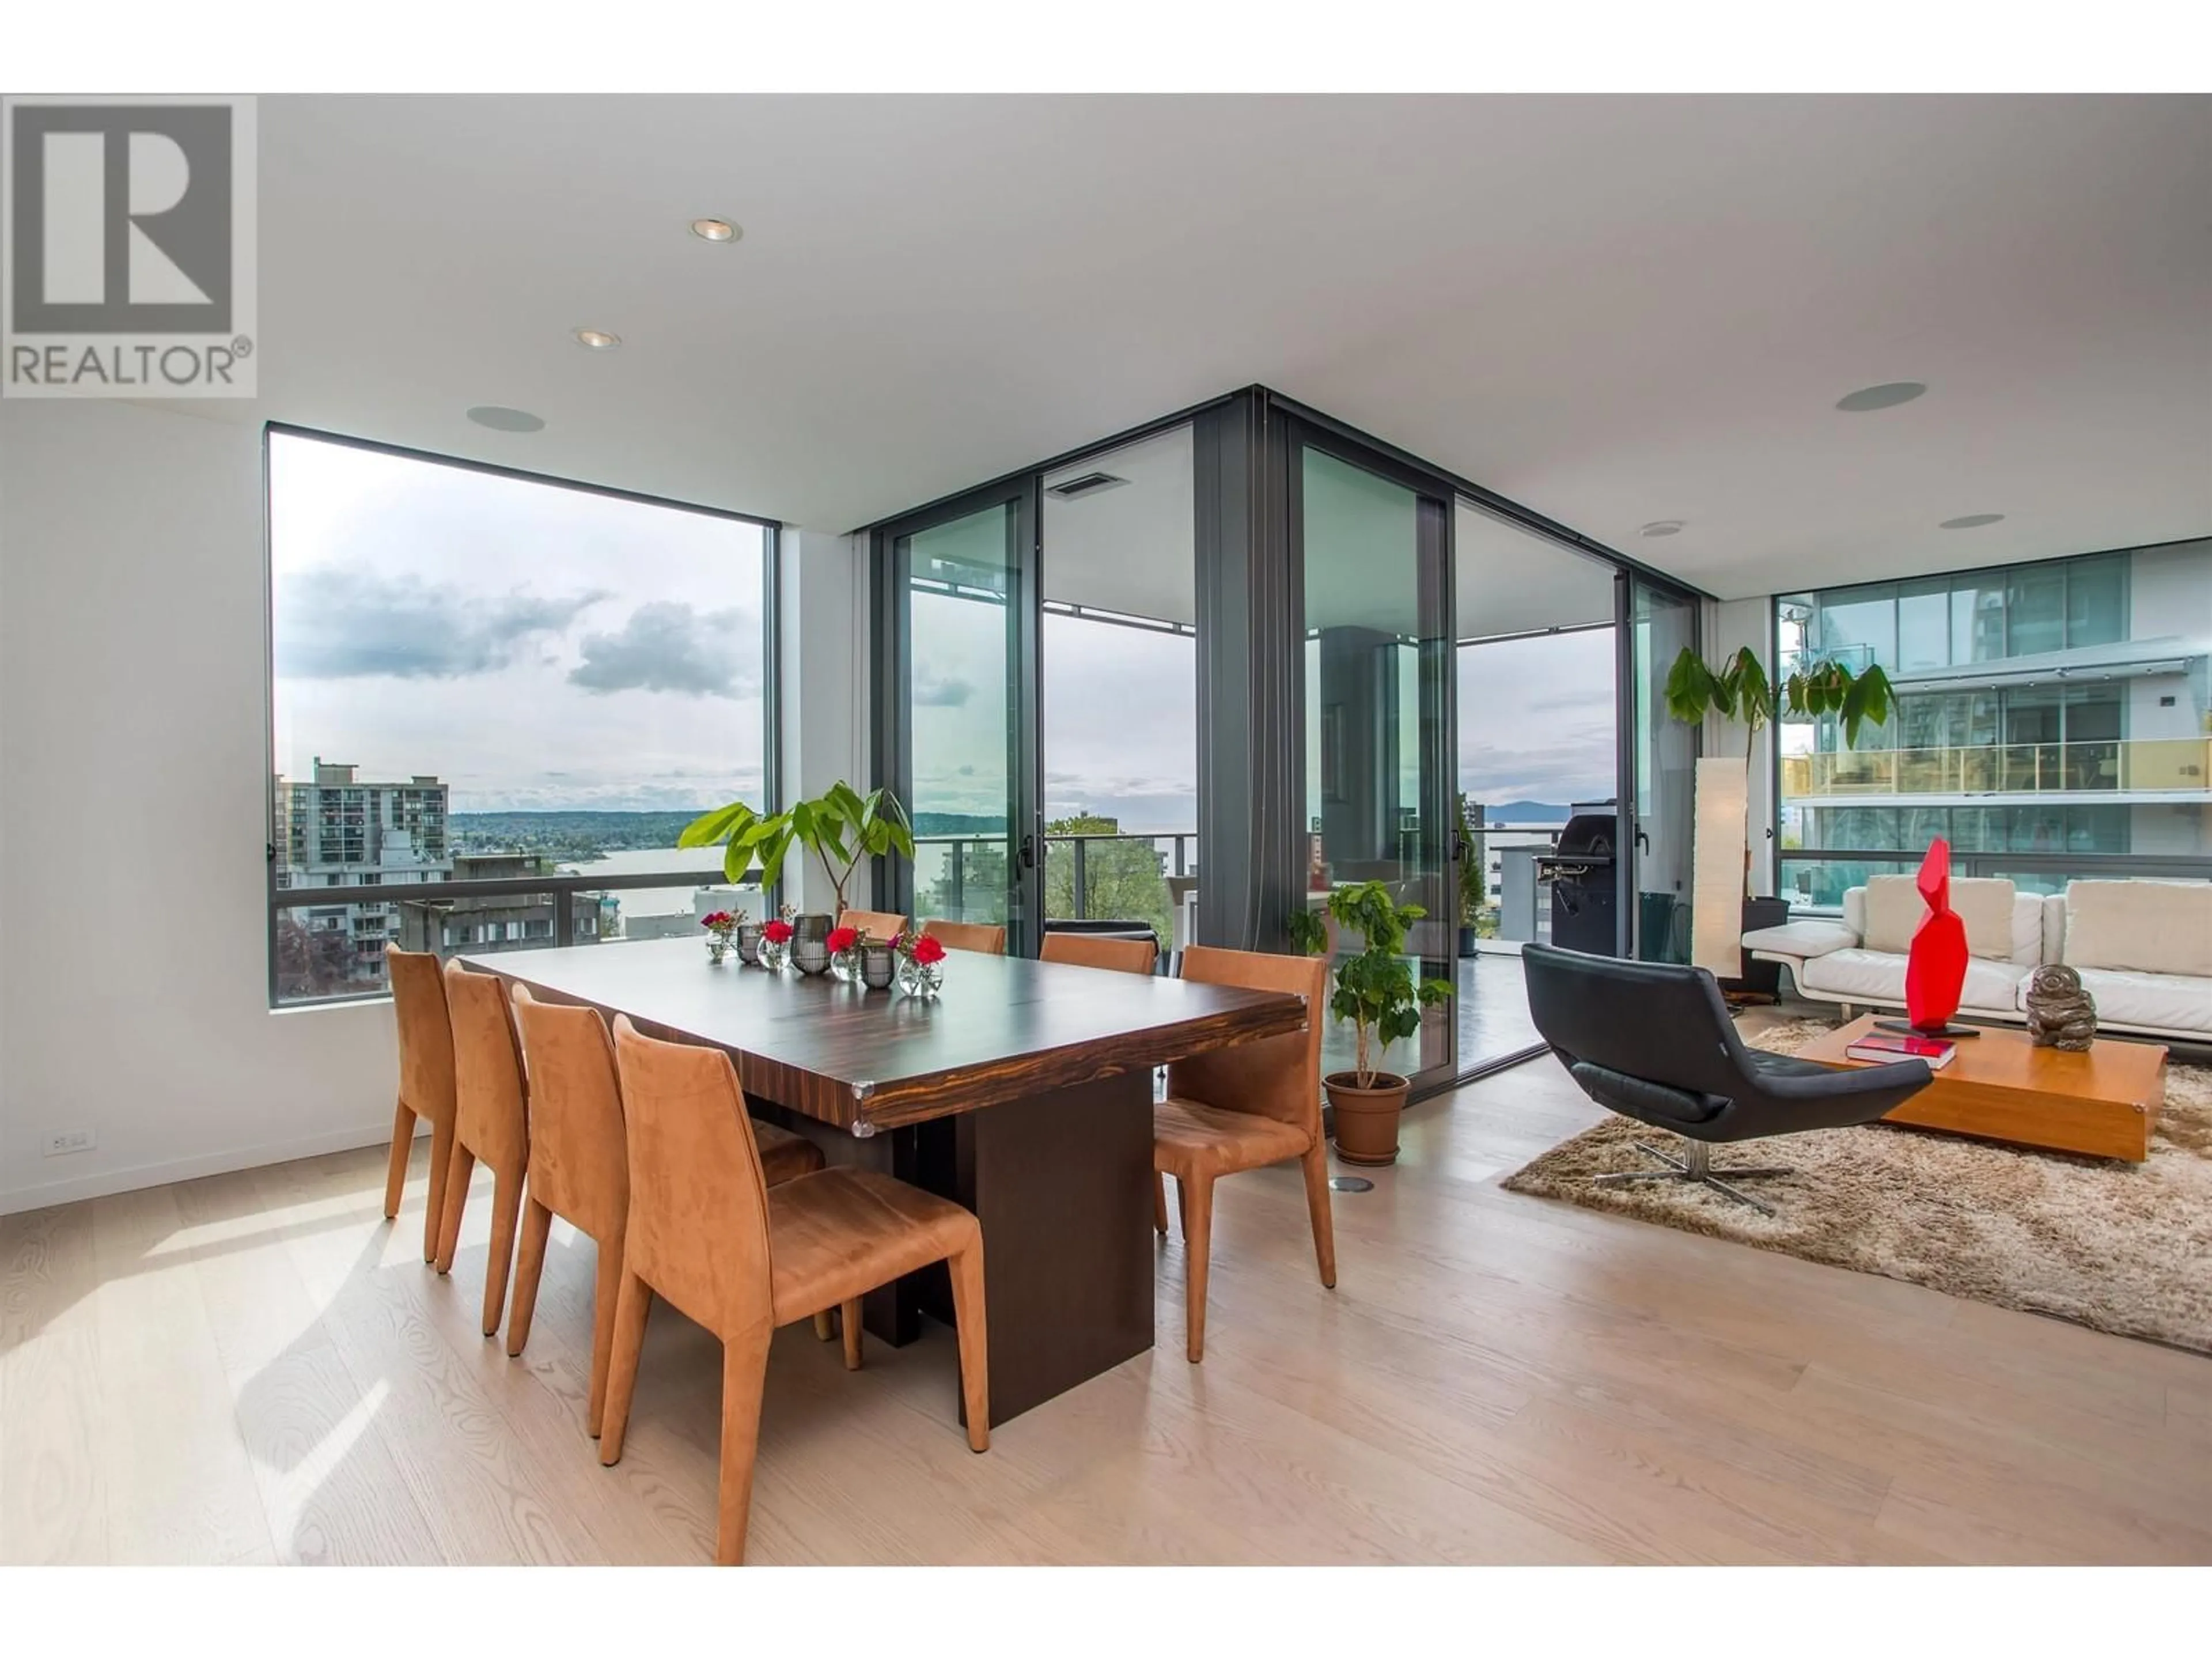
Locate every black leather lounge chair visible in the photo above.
<box><xmin>1521</xmin><ymin>943</ymin><xmax>1934</xmax><ymax>1215</ymax></box>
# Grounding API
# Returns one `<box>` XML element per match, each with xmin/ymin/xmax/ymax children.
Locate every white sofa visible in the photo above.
<box><xmin>1744</xmin><ymin>876</ymin><xmax>2212</xmax><ymax>1044</ymax></box>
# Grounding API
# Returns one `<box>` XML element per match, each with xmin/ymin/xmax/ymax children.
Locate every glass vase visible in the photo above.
<box><xmin>895</xmin><ymin>956</ymin><xmax>944</xmax><ymax>1000</ymax></box>
<box><xmin>705</xmin><ymin>933</ymin><xmax>733</xmax><ymax>965</ymax></box>
<box><xmin>831</xmin><ymin>945</ymin><xmax>863</xmax><ymax>984</ymax></box>
<box><xmin>758</xmin><ymin>935</ymin><xmax>790</xmax><ymax>972</ymax></box>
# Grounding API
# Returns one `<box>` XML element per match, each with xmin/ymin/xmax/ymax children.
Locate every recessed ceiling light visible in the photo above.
<box><xmin>690</xmin><ymin>218</ymin><xmax>741</xmax><ymax>243</ymax></box>
<box><xmin>572</xmin><ymin>328</ymin><xmax>620</xmax><ymax>350</ymax></box>
<box><xmin>1939</xmin><ymin>513</ymin><xmax>2006</xmax><ymax>529</ymax></box>
<box><xmin>466</xmin><ymin>404</ymin><xmax>546</xmax><ymax>433</ymax></box>
<box><xmin>1836</xmin><ymin>381</ymin><xmax>1927</xmax><ymax>412</ymax></box>
<box><xmin>1640</xmin><ymin>520</ymin><xmax>1686</xmax><ymax>537</ymax></box>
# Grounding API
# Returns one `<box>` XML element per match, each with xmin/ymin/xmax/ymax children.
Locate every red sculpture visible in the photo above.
<box><xmin>1903</xmin><ymin>838</ymin><xmax>1969</xmax><ymax>1034</ymax></box>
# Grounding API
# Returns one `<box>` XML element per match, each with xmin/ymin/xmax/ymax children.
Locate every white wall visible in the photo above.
<box><xmin>1701</xmin><ymin>596</ymin><xmax>1778</xmax><ymax>895</ymax></box>
<box><xmin>1</xmin><ymin>401</ymin><xmax>399</xmax><ymax>1213</ymax></box>
<box><xmin>777</xmin><ymin>529</ymin><xmax>871</xmax><ymax>914</ymax></box>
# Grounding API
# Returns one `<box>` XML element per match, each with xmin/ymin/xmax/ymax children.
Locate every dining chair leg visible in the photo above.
<box><xmin>480</xmin><ymin>1171</ymin><xmax>525</xmax><ymax>1338</ymax></box>
<box><xmin>945</xmin><ymin>1243</ymin><xmax>990</xmax><ymax>1452</ymax></box>
<box><xmin>506</xmin><ymin>1196</ymin><xmax>555</xmax><ymax>1357</ymax></box>
<box><xmin>1179</xmin><ymin>1173</ymin><xmax>1214</xmax><ymax>1363</ymax></box>
<box><xmin>423</xmin><ymin>1112</ymin><xmax>456</xmax><ymax>1263</ymax></box>
<box><xmin>714</xmin><ymin>1323</ymin><xmax>774</xmax><ymax>1566</ymax></box>
<box><xmin>434</xmin><ymin>1143</ymin><xmax>476</xmax><ymax>1275</ymax></box>
<box><xmin>840</xmin><ymin>1297</ymin><xmax>863</xmax><ymax>1372</ymax></box>
<box><xmin>597</xmin><ymin>1270</ymin><xmax>653</xmax><ymax>1467</ymax></box>
<box><xmin>586</xmin><ymin>1237</ymin><xmax>623</xmax><ymax>1438</ymax></box>
<box><xmin>812</xmin><ymin>1311</ymin><xmax>834</xmax><ymax>1342</ymax></box>
<box><xmin>1153</xmin><ymin>1169</ymin><xmax>1169</xmax><ymax>1235</ymax></box>
<box><xmin>1300</xmin><ymin>1143</ymin><xmax>1338</xmax><ymax>1290</ymax></box>
<box><xmin>382</xmin><ymin>1098</ymin><xmax>415</xmax><ymax>1221</ymax></box>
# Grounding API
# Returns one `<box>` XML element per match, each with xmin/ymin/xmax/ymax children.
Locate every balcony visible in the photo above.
<box><xmin>1782</xmin><ymin>737</ymin><xmax>2211</xmax><ymax>800</ymax></box>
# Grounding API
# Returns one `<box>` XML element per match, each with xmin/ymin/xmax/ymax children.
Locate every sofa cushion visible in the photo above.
<box><xmin>1742</xmin><ymin>919</ymin><xmax>1858</xmax><ymax>960</ymax></box>
<box><xmin>1861</xmin><ymin>873</ymin><xmax>2018</xmax><ymax>960</ymax></box>
<box><xmin>1799</xmin><ymin>948</ymin><xmax>2029</xmax><ymax>1013</ymax></box>
<box><xmin>2047</xmin><ymin>966</ymin><xmax>2212</xmax><ymax>1038</ymax></box>
<box><xmin>2063</xmin><ymin>880</ymin><xmax>2212</xmax><ymax>979</ymax></box>
<box><xmin>2006</xmin><ymin>891</ymin><xmax>2044</xmax><ymax>965</ymax></box>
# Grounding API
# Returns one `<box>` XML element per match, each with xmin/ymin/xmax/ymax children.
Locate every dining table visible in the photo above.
<box><xmin>460</xmin><ymin>937</ymin><xmax>1310</xmax><ymax>1426</ymax></box>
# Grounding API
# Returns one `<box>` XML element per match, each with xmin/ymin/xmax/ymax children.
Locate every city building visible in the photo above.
<box><xmin>271</xmin><ymin>759</ymin><xmax>452</xmax><ymax>993</ymax></box>
<box><xmin>391</xmin><ymin>852</ymin><xmax>606</xmax><ymax>956</ymax></box>
<box><xmin>1777</xmin><ymin>539</ymin><xmax>2212</xmax><ymax>907</ymax></box>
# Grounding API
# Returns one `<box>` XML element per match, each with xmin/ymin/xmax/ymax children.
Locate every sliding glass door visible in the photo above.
<box><xmin>1624</xmin><ymin>575</ymin><xmax>1699</xmax><ymax>961</ymax></box>
<box><xmin>1294</xmin><ymin>430</ymin><xmax>1456</xmax><ymax>1089</ymax></box>
<box><xmin>877</xmin><ymin>485</ymin><xmax>1044</xmax><ymax>951</ymax></box>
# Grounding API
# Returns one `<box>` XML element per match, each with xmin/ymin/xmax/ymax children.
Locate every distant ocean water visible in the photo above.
<box><xmin>556</xmin><ymin>846</ymin><xmax>732</xmax><ymax>917</ymax></box>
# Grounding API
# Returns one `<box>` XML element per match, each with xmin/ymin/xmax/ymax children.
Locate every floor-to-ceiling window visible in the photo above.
<box><xmin>266</xmin><ymin>427</ymin><xmax>775</xmax><ymax>1005</ymax></box>
<box><xmin>1040</xmin><ymin>425</ymin><xmax>1198</xmax><ymax>956</ymax></box>
<box><xmin>1452</xmin><ymin>501</ymin><xmax>1619</xmax><ymax>1070</ymax></box>
<box><xmin>1777</xmin><ymin>539</ymin><xmax>2212</xmax><ymax>908</ymax></box>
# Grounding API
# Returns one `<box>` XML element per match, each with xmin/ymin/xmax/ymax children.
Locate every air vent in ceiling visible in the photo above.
<box><xmin>1047</xmin><ymin>471</ymin><xmax>1128</xmax><ymax>500</ymax></box>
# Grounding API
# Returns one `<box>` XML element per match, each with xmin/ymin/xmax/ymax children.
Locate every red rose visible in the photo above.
<box><xmin>763</xmin><ymin>919</ymin><xmax>793</xmax><ymax>944</ymax></box>
<box><xmin>826</xmin><ymin>926</ymin><xmax>858</xmax><ymax>954</ymax></box>
<box><xmin>911</xmin><ymin>934</ymin><xmax>947</xmax><ymax>966</ymax></box>
<box><xmin>702</xmin><ymin>911</ymin><xmax>730</xmax><ymax>930</ymax></box>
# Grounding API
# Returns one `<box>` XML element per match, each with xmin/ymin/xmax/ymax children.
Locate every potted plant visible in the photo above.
<box><xmin>1287</xmin><ymin>880</ymin><xmax>1453</xmax><ymax>1166</ymax></box>
<box><xmin>680</xmin><ymin>781</ymin><xmax>917</xmax><ymax>961</ymax></box>
<box><xmin>1455</xmin><ymin>793</ymin><xmax>1484</xmax><ymax>959</ymax></box>
<box><xmin>1664</xmin><ymin>644</ymin><xmax>1895</xmax><ymax>987</ymax></box>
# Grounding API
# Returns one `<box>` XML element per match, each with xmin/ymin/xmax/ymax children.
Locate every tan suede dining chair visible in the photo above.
<box><xmin>921</xmin><ymin>917</ymin><xmax>1007</xmax><ymax>955</ymax></box>
<box><xmin>1040</xmin><ymin>931</ymin><xmax>1158</xmax><ymax>975</ymax></box>
<box><xmin>504</xmin><ymin>987</ymin><xmax>833</xmax><ymax>1435</ymax></box>
<box><xmin>1153</xmin><ymin>945</ymin><xmax>1334</xmax><ymax>1363</ymax></box>
<box><xmin>597</xmin><ymin>1017</ymin><xmax>990</xmax><ymax>1565</ymax></box>
<box><xmin>836</xmin><ymin>908</ymin><xmax>908</xmax><ymax>943</ymax></box>
<box><xmin>435</xmin><ymin>962</ymin><xmax>532</xmax><ymax>1336</ymax></box>
<box><xmin>384</xmin><ymin>946</ymin><xmax>459</xmax><ymax>1263</ymax></box>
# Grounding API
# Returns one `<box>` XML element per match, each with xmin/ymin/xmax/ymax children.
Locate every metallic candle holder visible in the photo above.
<box><xmin>860</xmin><ymin>941</ymin><xmax>896</xmax><ymax>990</ymax></box>
<box><xmin>735</xmin><ymin>922</ymin><xmax>763</xmax><ymax>966</ymax></box>
<box><xmin>791</xmin><ymin>914</ymin><xmax>833</xmax><ymax>977</ymax></box>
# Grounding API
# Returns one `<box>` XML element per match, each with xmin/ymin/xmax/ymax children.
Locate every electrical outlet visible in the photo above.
<box><xmin>44</xmin><ymin>1128</ymin><xmax>97</xmax><ymax>1157</ymax></box>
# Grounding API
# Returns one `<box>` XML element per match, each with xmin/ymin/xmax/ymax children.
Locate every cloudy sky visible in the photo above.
<box><xmin>270</xmin><ymin>432</ymin><xmax>769</xmax><ymax>813</ymax></box>
<box><xmin>271</xmin><ymin>431</ymin><xmax>1616</xmax><ymax>830</ymax></box>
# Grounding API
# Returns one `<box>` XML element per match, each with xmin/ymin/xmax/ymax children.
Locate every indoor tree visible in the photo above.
<box><xmin>680</xmin><ymin>781</ymin><xmax>916</xmax><ymax>916</ymax></box>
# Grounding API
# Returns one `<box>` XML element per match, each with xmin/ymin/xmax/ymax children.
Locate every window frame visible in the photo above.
<box><xmin>260</xmin><ymin>421</ymin><xmax>782</xmax><ymax>1010</ymax></box>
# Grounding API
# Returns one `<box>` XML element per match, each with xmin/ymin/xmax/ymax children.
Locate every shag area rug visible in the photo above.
<box><xmin>1501</xmin><ymin>1018</ymin><xmax>2212</xmax><ymax>1353</ymax></box>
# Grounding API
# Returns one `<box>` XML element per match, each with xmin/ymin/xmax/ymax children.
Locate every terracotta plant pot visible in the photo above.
<box><xmin>1325</xmin><ymin>1070</ymin><xmax>1410</xmax><ymax>1166</ymax></box>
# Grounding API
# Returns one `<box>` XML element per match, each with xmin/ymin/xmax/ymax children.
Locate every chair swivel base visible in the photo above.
<box><xmin>1593</xmin><ymin>1138</ymin><xmax>1792</xmax><ymax>1217</ymax></box>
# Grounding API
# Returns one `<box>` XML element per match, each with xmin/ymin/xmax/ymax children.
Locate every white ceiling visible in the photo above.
<box><xmin>193</xmin><ymin>94</ymin><xmax>2211</xmax><ymax>599</ymax></box>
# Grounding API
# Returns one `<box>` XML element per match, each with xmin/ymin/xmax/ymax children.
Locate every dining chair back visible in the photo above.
<box><xmin>1169</xmin><ymin>945</ymin><xmax>1328</xmax><ymax>1133</ymax></box>
<box><xmin>1040</xmin><ymin>931</ymin><xmax>1158</xmax><ymax>975</ymax></box>
<box><xmin>383</xmin><ymin>945</ymin><xmax>459</xmax><ymax>1262</ymax></box>
<box><xmin>837</xmin><ymin>908</ymin><xmax>908</xmax><ymax>944</ymax></box>
<box><xmin>436</xmin><ymin>962</ymin><xmax>531</xmax><ymax>1336</ymax></box>
<box><xmin>505</xmin><ymin>988</ymin><xmax>630</xmax><ymax>1433</ymax></box>
<box><xmin>607</xmin><ymin>1015</ymin><xmax>776</xmax><ymax>1337</ymax></box>
<box><xmin>921</xmin><ymin>918</ymin><xmax>1008</xmax><ymax>955</ymax></box>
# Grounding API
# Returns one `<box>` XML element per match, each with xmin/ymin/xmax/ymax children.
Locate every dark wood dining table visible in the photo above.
<box><xmin>460</xmin><ymin>938</ymin><xmax>1309</xmax><ymax>1425</ymax></box>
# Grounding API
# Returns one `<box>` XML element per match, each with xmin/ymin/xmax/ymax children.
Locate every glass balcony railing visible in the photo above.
<box><xmin>911</xmin><ymin>831</ymin><xmax>1196</xmax><ymax>946</ymax></box>
<box><xmin>1781</xmin><ymin>737</ymin><xmax>2210</xmax><ymax>798</ymax></box>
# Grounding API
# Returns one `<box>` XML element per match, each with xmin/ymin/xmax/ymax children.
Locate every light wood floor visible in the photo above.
<box><xmin>5</xmin><ymin>1041</ymin><xmax>2209</xmax><ymax>1565</ymax></box>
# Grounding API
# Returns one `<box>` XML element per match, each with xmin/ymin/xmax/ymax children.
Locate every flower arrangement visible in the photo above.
<box><xmin>826</xmin><ymin>924</ymin><xmax>862</xmax><ymax>982</ymax></box>
<box><xmin>701</xmin><ymin>908</ymin><xmax>744</xmax><ymax>964</ymax></box>
<box><xmin>891</xmin><ymin>929</ymin><xmax>948</xmax><ymax>999</ymax></box>
<box><xmin>759</xmin><ymin>916</ymin><xmax>794</xmax><ymax>972</ymax></box>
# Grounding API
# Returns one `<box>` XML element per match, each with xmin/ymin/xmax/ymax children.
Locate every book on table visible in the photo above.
<box><xmin>1845</xmin><ymin>1031</ymin><xmax>1957</xmax><ymax>1069</ymax></box>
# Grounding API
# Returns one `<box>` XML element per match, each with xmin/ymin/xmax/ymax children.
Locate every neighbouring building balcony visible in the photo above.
<box><xmin>1782</xmin><ymin>737</ymin><xmax>2212</xmax><ymax>803</ymax></box>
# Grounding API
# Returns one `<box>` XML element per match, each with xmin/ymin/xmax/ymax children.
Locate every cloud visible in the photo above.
<box><xmin>569</xmin><ymin>602</ymin><xmax>761</xmax><ymax>699</ymax></box>
<box><xmin>914</xmin><ymin>669</ymin><xmax>975</xmax><ymax>707</ymax></box>
<box><xmin>275</xmin><ymin>567</ymin><xmax>605</xmax><ymax>680</ymax></box>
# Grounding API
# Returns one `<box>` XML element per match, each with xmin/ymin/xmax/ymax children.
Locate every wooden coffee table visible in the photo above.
<box><xmin>1796</xmin><ymin>1015</ymin><xmax>2166</xmax><ymax>1162</ymax></box>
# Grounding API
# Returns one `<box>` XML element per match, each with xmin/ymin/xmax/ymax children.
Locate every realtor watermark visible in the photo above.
<box><xmin>2</xmin><ymin>94</ymin><xmax>256</xmax><ymax>397</ymax></box>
